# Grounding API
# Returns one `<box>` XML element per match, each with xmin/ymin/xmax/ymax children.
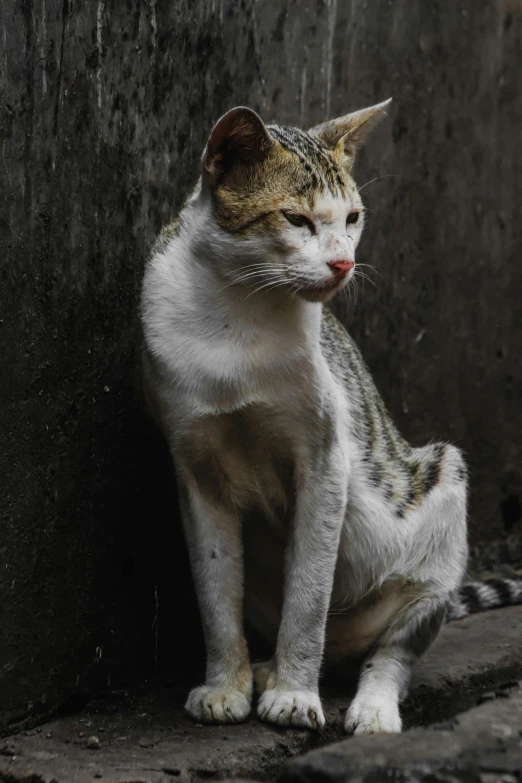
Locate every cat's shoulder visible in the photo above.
<box><xmin>321</xmin><ymin>308</ymin><xmax>363</xmax><ymax>362</ymax></box>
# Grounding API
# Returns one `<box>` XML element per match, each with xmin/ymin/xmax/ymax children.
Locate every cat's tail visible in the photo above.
<box><xmin>447</xmin><ymin>577</ymin><xmax>522</xmax><ymax>621</ymax></box>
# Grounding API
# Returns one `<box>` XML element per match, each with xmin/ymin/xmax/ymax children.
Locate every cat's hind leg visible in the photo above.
<box><xmin>344</xmin><ymin>599</ymin><xmax>445</xmax><ymax>734</ymax></box>
<box><xmin>252</xmin><ymin>659</ymin><xmax>274</xmax><ymax>695</ymax></box>
<box><xmin>345</xmin><ymin>443</ymin><xmax>468</xmax><ymax>734</ymax></box>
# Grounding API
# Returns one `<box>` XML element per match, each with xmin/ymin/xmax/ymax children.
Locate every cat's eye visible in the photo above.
<box><xmin>283</xmin><ymin>212</ymin><xmax>314</xmax><ymax>233</ymax></box>
<box><xmin>346</xmin><ymin>211</ymin><xmax>360</xmax><ymax>225</ymax></box>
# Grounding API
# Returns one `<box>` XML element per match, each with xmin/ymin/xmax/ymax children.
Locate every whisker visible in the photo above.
<box><xmin>357</xmin><ymin>173</ymin><xmax>397</xmax><ymax>193</ymax></box>
<box><xmin>230</xmin><ymin>262</ymin><xmax>283</xmax><ymax>272</ymax></box>
<box><xmin>354</xmin><ymin>270</ymin><xmax>376</xmax><ymax>288</ymax></box>
<box><xmin>225</xmin><ymin>263</ymin><xmax>283</xmax><ymax>279</ymax></box>
<box><xmin>228</xmin><ymin>265</ymin><xmax>284</xmax><ymax>280</ymax></box>
<box><xmin>227</xmin><ymin>270</ymin><xmax>280</xmax><ymax>285</ymax></box>
<box><xmin>356</xmin><ymin>262</ymin><xmax>382</xmax><ymax>279</ymax></box>
<box><xmin>245</xmin><ymin>278</ymin><xmax>292</xmax><ymax>299</ymax></box>
<box><xmin>217</xmin><ymin>265</ymin><xmax>284</xmax><ymax>293</ymax></box>
<box><xmin>341</xmin><ymin>279</ymin><xmax>354</xmax><ymax>310</ymax></box>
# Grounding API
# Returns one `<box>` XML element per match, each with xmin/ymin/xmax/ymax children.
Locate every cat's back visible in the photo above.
<box><xmin>320</xmin><ymin>308</ymin><xmax>387</xmax><ymax>431</ymax></box>
<box><xmin>320</xmin><ymin>308</ymin><xmax>418</xmax><ymax>481</ymax></box>
<box><xmin>320</xmin><ymin>309</ymin><xmax>459</xmax><ymax>532</ymax></box>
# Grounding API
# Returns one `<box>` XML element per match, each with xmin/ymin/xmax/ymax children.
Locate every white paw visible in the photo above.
<box><xmin>185</xmin><ymin>686</ymin><xmax>251</xmax><ymax>724</ymax></box>
<box><xmin>344</xmin><ymin>695</ymin><xmax>402</xmax><ymax>735</ymax></box>
<box><xmin>252</xmin><ymin>660</ymin><xmax>273</xmax><ymax>695</ymax></box>
<box><xmin>257</xmin><ymin>688</ymin><xmax>325</xmax><ymax>730</ymax></box>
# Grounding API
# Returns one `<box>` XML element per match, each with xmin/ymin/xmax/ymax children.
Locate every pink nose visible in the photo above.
<box><xmin>328</xmin><ymin>259</ymin><xmax>354</xmax><ymax>277</ymax></box>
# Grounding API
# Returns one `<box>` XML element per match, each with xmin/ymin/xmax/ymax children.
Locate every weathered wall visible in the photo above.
<box><xmin>1</xmin><ymin>0</ymin><xmax>521</xmax><ymax>730</ymax></box>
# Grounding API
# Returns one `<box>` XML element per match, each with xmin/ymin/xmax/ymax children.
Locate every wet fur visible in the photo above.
<box><xmin>141</xmin><ymin>103</ymin><xmax>493</xmax><ymax>734</ymax></box>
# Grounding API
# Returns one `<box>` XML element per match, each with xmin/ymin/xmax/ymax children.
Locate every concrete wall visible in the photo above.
<box><xmin>1</xmin><ymin>0</ymin><xmax>521</xmax><ymax>730</ymax></box>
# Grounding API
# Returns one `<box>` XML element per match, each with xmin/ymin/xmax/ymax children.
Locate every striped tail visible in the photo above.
<box><xmin>447</xmin><ymin>577</ymin><xmax>522</xmax><ymax>621</ymax></box>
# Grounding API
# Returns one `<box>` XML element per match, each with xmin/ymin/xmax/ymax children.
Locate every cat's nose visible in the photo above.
<box><xmin>328</xmin><ymin>259</ymin><xmax>354</xmax><ymax>277</ymax></box>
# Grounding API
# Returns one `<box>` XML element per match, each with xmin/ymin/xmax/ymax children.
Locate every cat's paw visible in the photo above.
<box><xmin>257</xmin><ymin>688</ymin><xmax>325</xmax><ymax>730</ymax></box>
<box><xmin>185</xmin><ymin>686</ymin><xmax>251</xmax><ymax>724</ymax></box>
<box><xmin>344</xmin><ymin>695</ymin><xmax>402</xmax><ymax>735</ymax></box>
<box><xmin>252</xmin><ymin>660</ymin><xmax>273</xmax><ymax>695</ymax></box>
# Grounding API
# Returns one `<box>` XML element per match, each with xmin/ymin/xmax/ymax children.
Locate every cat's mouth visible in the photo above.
<box><xmin>294</xmin><ymin>275</ymin><xmax>348</xmax><ymax>302</ymax></box>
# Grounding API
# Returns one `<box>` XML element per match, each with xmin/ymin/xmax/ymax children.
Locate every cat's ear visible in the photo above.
<box><xmin>202</xmin><ymin>107</ymin><xmax>275</xmax><ymax>184</ymax></box>
<box><xmin>309</xmin><ymin>99</ymin><xmax>392</xmax><ymax>162</ymax></box>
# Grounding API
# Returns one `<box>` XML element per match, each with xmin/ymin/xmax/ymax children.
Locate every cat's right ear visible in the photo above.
<box><xmin>202</xmin><ymin>107</ymin><xmax>275</xmax><ymax>185</ymax></box>
<box><xmin>309</xmin><ymin>99</ymin><xmax>392</xmax><ymax>164</ymax></box>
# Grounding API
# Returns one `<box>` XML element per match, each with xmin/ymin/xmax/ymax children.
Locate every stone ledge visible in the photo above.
<box><xmin>406</xmin><ymin>603</ymin><xmax>522</xmax><ymax>726</ymax></box>
<box><xmin>1</xmin><ymin>606</ymin><xmax>522</xmax><ymax>783</ymax></box>
<box><xmin>283</xmin><ymin>687</ymin><xmax>522</xmax><ymax>783</ymax></box>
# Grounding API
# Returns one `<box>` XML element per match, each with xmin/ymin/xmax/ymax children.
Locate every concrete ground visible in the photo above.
<box><xmin>284</xmin><ymin>686</ymin><xmax>522</xmax><ymax>783</ymax></box>
<box><xmin>2</xmin><ymin>606</ymin><xmax>522</xmax><ymax>783</ymax></box>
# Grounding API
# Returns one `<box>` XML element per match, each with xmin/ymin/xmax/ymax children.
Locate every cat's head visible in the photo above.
<box><xmin>197</xmin><ymin>100</ymin><xmax>391</xmax><ymax>303</ymax></box>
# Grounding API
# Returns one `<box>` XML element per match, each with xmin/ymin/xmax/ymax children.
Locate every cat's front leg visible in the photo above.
<box><xmin>177</xmin><ymin>480</ymin><xmax>252</xmax><ymax>724</ymax></box>
<box><xmin>257</xmin><ymin>457</ymin><xmax>348</xmax><ymax>730</ymax></box>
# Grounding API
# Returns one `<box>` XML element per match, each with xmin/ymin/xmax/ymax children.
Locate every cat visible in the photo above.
<box><xmin>140</xmin><ymin>102</ymin><xmax>522</xmax><ymax>734</ymax></box>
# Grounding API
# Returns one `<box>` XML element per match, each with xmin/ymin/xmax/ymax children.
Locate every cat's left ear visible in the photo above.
<box><xmin>202</xmin><ymin>106</ymin><xmax>276</xmax><ymax>185</ymax></box>
<box><xmin>309</xmin><ymin>99</ymin><xmax>392</xmax><ymax>163</ymax></box>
